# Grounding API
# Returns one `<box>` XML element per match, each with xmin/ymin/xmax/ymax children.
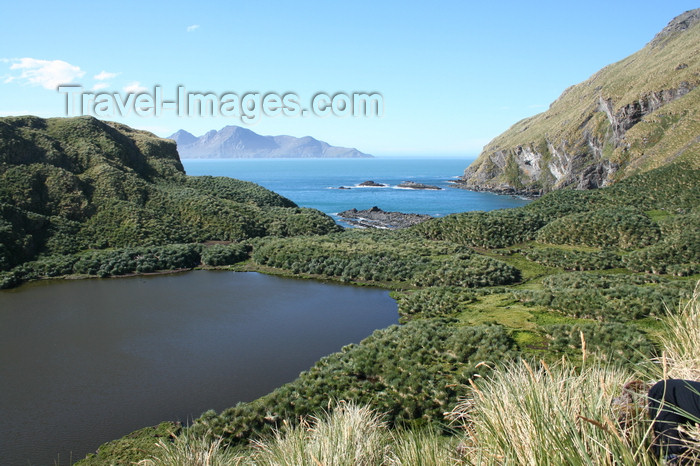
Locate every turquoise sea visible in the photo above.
<box><xmin>181</xmin><ymin>157</ymin><xmax>531</xmax><ymax>222</ymax></box>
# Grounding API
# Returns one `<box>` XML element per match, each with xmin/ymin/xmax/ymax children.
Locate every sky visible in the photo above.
<box><xmin>0</xmin><ymin>1</ymin><xmax>697</xmax><ymax>156</ymax></box>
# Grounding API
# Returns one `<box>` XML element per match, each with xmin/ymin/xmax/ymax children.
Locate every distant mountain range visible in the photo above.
<box><xmin>168</xmin><ymin>126</ymin><xmax>372</xmax><ymax>158</ymax></box>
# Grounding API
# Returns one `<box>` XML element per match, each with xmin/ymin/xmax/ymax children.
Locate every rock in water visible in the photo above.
<box><xmin>358</xmin><ymin>180</ymin><xmax>387</xmax><ymax>187</ymax></box>
<box><xmin>396</xmin><ymin>181</ymin><xmax>441</xmax><ymax>190</ymax></box>
<box><xmin>337</xmin><ymin>207</ymin><xmax>432</xmax><ymax>229</ymax></box>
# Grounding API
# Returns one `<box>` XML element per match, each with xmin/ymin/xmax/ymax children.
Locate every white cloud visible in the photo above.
<box><xmin>91</xmin><ymin>82</ymin><xmax>110</xmax><ymax>91</ymax></box>
<box><xmin>4</xmin><ymin>58</ymin><xmax>85</xmax><ymax>90</ymax></box>
<box><xmin>0</xmin><ymin>109</ymin><xmax>35</xmax><ymax>116</ymax></box>
<box><xmin>94</xmin><ymin>70</ymin><xmax>118</xmax><ymax>81</ymax></box>
<box><xmin>123</xmin><ymin>81</ymin><xmax>147</xmax><ymax>93</ymax></box>
<box><xmin>186</xmin><ymin>24</ymin><xmax>200</xmax><ymax>32</ymax></box>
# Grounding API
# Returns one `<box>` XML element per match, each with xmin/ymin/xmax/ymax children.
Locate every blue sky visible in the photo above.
<box><xmin>0</xmin><ymin>1</ymin><xmax>696</xmax><ymax>156</ymax></box>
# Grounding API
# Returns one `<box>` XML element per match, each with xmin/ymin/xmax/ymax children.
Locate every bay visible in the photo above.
<box><xmin>181</xmin><ymin>157</ymin><xmax>531</xmax><ymax>221</ymax></box>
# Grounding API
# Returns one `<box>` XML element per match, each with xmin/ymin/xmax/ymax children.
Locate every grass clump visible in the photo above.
<box><xmin>145</xmin><ymin>403</ymin><xmax>458</xmax><ymax>466</ymax></box>
<box><xmin>247</xmin><ymin>402</ymin><xmax>390</xmax><ymax>466</ymax></box>
<box><xmin>447</xmin><ymin>360</ymin><xmax>654</xmax><ymax>465</ymax></box>
<box><xmin>652</xmin><ymin>282</ymin><xmax>700</xmax><ymax>381</ymax></box>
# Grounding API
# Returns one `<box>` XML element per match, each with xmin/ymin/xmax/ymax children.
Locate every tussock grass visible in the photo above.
<box><xmin>136</xmin><ymin>432</ymin><xmax>243</xmax><ymax>466</ymax></box>
<box><xmin>387</xmin><ymin>428</ymin><xmax>458</xmax><ymax>466</ymax></box>
<box><xmin>447</xmin><ymin>361</ymin><xmax>655</xmax><ymax>465</ymax></box>
<box><xmin>654</xmin><ymin>282</ymin><xmax>700</xmax><ymax>381</ymax></box>
<box><xmin>247</xmin><ymin>402</ymin><xmax>390</xmax><ymax>466</ymax></box>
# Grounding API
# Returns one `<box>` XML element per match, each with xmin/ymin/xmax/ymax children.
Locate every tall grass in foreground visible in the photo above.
<box><xmin>653</xmin><ymin>282</ymin><xmax>700</xmax><ymax>381</ymax></box>
<box><xmin>246</xmin><ymin>402</ymin><xmax>457</xmax><ymax>465</ymax></box>
<box><xmin>248</xmin><ymin>402</ymin><xmax>390</xmax><ymax>466</ymax></box>
<box><xmin>446</xmin><ymin>361</ymin><xmax>655</xmax><ymax>465</ymax></box>
<box><xmin>137</xmin><ymin>433</ymin><xmax>243</xmax><ymax>466</ymax></box>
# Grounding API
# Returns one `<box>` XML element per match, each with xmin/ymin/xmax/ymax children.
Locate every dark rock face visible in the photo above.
<box><xmin>337</xmin><ymin>207</ymin><xmax>432</xmax><ymax>229</ymax></box>
<box><xmin>396</xmin><ymin>181</ymin><xmax>441</xmax><ymax>190</ymax></box>
<box><xmin>598</xmin><ymin>85</ymin><xmax>693</xmax><ymax>145</ymax></box>
<box><xmin>449</xmin><ymin>180</ymin><xmax>542</xmax><ymax>198</ymax></box>
<box><xmin>358</xmin><ymin>180</ymin><xmax>387</xmax><ymax>187</ymax></box>
<box><xmin>649</xmin><ymin>8</ymin><xmax>700</xmax><ymax>48</ymax></box>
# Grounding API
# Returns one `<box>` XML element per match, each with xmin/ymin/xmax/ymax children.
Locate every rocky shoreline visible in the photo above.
<box><xmin>448</xmin><ymin>180</ymin><xmax>542</xmax><ymax>199</ymax></box>
<box><xmin>337</xmin><ymin>206</ymin><xmax>432</xmax><ymax>229</ymax></box>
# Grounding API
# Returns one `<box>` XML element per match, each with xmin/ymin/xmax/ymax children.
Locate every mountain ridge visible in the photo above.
<box><xmin>169</xmin><ymin>125</ymin><xmax>372</xmax><ymax>158</ymax></box>
<box><xmin>459</xmin><ymin>8</ymin><xmax>700</xmax><ymax>195</ymax></box>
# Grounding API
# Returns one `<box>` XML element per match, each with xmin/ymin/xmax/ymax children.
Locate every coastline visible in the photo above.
<box><xmin>448</xmin><ymin>179</ymin><xmax>542</xmax><ymax>200</ymax></box>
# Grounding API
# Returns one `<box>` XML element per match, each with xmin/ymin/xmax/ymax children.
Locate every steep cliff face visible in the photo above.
<box><xmin>461</xmin><ymin>8</ymin><xmax>700</xmax><ymax>195</ymax></box>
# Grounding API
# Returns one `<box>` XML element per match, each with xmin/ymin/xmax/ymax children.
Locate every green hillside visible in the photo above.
<box><xmin>0</xmin><ymin>115</ymin><xmax>339</xmax><ymax>286</ymax></box>
<box><xmin>460</xmin><ymin>8</ymin><xmax>700</xmax><ymax>194</ymax></box>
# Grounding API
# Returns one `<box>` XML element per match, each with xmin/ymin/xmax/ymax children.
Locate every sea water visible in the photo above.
<box><xmin>181</xmin><ymin>157</ymin><xmax>531</xmax><ymax>220</ymax></box>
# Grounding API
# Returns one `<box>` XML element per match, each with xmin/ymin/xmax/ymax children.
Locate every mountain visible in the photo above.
<box><xmin>459</xmin><ymin>8</ymin><xmax>700</xmax><ymax>195</ymax></box>
<box><xmin>168</xmin><ymin>126</ymin><xmax>373</xmax><ymax>158</ymax></box>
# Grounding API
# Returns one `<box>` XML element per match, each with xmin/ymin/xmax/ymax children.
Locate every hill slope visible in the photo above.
<box><xmin>169</xmin><ymin>125</ymin><xmax>372</xmax><ymax>158</ymax></box>
<box><xmin>0</xmin><ymin>116</ymin><xmax>339</xmax><ymax>280</ymax></box>
<box><xmin>459</xmin><ymin>8</ymin><xmax>700</xmax><ymax>195</ymax></box>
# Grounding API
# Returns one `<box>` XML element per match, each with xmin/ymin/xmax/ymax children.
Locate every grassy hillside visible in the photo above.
<box><xmin>461</xmin><ymin>9</ymin><xmax>700</xmax><ymax>193</ymax></box>
<box><xmin>0</xmin><ymin>116</ymin><xmax>339</xmax><ymax>287</ymax></box>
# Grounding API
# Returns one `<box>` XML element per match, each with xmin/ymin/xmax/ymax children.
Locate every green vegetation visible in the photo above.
<box><xmin>189</xmin><ymin>320</ymin><xmax>517</xmax><ymax>444</ymax></box>
<box><xmin>520</xmin><ymin>246</ymin><xmax>622</xmax><ymax>270</ymax></box>
<box><xmin>535</xmin><ymin>206</ymin><xmax>660</xmax><ymax>250</ymax></box>
<box><xmin>251</xmin><ymin>231</ymin><xmax>521</xmax><ymax>287</ymax></box>
<box><xmin>0</xmin><ymin>115</ymin><xmax>339</xmax><ymax>288</ymax></box>
<box><xmin>392</xmin><ymin>286</ymin><xmax>477</xmax><ymax>322</ymax></box>
<box><xmin>520</xmin><ymin>272</ymin><xmax>695</xmax><ymax>322</ymax></box>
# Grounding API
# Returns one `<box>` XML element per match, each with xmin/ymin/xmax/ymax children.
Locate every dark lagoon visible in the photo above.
<box><xmin>0</xmin><ymin>271</ymin><xmax>398</xmax><ymax>465</ymax></box>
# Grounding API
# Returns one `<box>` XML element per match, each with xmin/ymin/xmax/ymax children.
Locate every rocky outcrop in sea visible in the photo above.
<box><xmin>337</xmin><ymin>206</ymin><xmax>432</xmax><ymax>229</ymax></box>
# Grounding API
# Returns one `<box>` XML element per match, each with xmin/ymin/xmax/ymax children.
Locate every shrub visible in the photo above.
<box><xmin>521</xmin><ymin>247</ymin><xmax>621</xmax><ymax>271</ymax></box>
<box><xmin>536</xmin><ymin>207</ymin><xmax>660</xmax><ymax>250</ymax></box>
<box><xmin>201</xmin><ymin>243</ymin><xmax>249</xmax><ymax>266</ymax></box>
<box><xmin>521</xmin><ymin>272</ymin><xmax>694</xmax><ymax>322</ymax></box>
<box><xmin>393</xmin><ymin>287</ymin><xmax>476</xmax><ymax>322</ymax></box>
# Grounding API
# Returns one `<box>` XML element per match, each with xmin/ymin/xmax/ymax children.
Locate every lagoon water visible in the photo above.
<box><xmin>181</xmin><ymin>157</ymin><xmax>531</xmax><ymax>220</ymax></box>
<box><xmin>0</xmin><ymin>271</ymin><xmax>398</xmax><ymax>465</ymax></box>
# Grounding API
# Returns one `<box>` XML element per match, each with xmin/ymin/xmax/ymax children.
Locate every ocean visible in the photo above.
<box><xmin>181</xmin><ymin>157</ymin><xmax>531</xmax><ymax>222</ymax></box>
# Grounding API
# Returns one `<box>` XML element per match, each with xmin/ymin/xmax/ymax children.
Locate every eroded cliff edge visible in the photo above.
<box><xmin>458</xmin><ymin>9</ymin><xmax>700</xmax><ymax>195</ymax></box>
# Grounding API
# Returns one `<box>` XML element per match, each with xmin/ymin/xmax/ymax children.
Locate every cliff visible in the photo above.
<box><xmin>460</xmin><ymin>9</ymin><xmax>700</xmax><ymax>195</ymax></box>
